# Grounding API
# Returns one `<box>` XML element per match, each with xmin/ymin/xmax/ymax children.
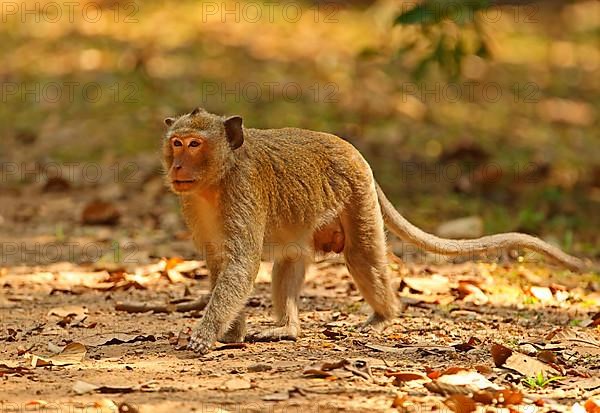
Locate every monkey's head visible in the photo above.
<box><xmin>163</xmin><ymin>108</ymin><xmax>244</xmax><ymax>194</ymax></box>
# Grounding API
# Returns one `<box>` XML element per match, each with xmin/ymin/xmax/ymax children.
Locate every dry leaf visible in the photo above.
<box><xmin>215</xmin><ymin>343</ymin><xmax>248</xmax><ymax>351</ymax></box>
<box><xmin>528</xmin><ymin>286</ymin><xmax>554</xmax><ymax>302</ymax></box>
<box><xmin>495</xmin><ymin>389</ymin><xmax>524</xmax><ymax>406</ymax></box>
<box><xmin>81</xmin><ymin>333</ymin><xmax>156</xmax><ymax>347</ymax></box>
<box><xmin>92</xmin><ymin>399</ymin><xmax>119</xmax><ymax>412</ymax></box>
<box><xmin>169</xmin><ymin>328</ymin><xmax>191</xmax><ymax>350</ymax></box>
<box><xmin>473</xmin><ymin>389</ymin><xmax>523</xmax><ymax>406</ymax></box>
<box><xmin>426</xmin><ymin>367</ymin><xmax>468</xmax><ymax>380</ymax></box>
<box><xmin>456</xmin><ymin>282</ymin><xmax>488</xmax><ymax>305</ymax></box>
<box><xmin>585</xmin><ymin>398</ymin><xmax>600</xmax><ymax>413</ymax></box>
<box><xmin>163</xmin><ymin>257</ymin><xmax>184</xmax><ymax>270</ymax></box>
<box><xmin>47</xmin><ymin>305</ymin><xmax>88</xmax><ymax>318</ymax></box>
<box><xmin>0</xmin><ymin>363</ymin><xmax>33</xmax><ymax>377</ymax></box>
<box><xmin>474</xmin><ymin>364</ymin><xmax>493</xmax><ymax>375</ymax></box>
<box><xmin>26</xmin><ymin>342</ymin><xmax>86</xmax><ymax>367</ymax></box>
<box><xmin>388</xmin><ymin>372</ymin><xmax>429</xmax><ymax>387</ymax></box>
<box><xmin>453</xmin><ymin>337</ymin><xmax>481</xmax><ymax>352</ymax></box>
<box><xmin>320</xmin><ymin>359</ymin><xmax>350</xmax><ymax>370</ymax></box>
<box><xmin>402</xmin><ymin>274</ymin><xmax>451</xmax><ymax>294</ymax></box>
<box><xmin>48</xmin><ymin>305</ymin><xmax>89</xmax><ymax>327</ymax></box>
<box><xmin>166</xmin><ymin>269</ymin><xmax>186</xmax><ymax>283</ymax></box>
<box><xmin>427</xmin><ymin>369</ymin><xmax>442</xmax><ymax>379</ymax></box>
<box><xmin>322</xmin><ymin>328</ymin><xmax>347</xmax><ymax>340</ymax></box>
<box><xmin>47</xmin><ymin>342</ymin><xmax>64</xmax><ymax>354</ymax></box>
<box><xmin>537</xmin><ymin>350</ymin><xmax>558</xmax><ymax>364</ymax></box>
<box><xmin>343</xmin><ymin>359</ymin><xmax>372</xmax><ymax>381</ymax></box>
<box><xmin>220</xmin><ymin>377</ymin><xmax>252</xmax><ymax>391</ymax></box>
<box><xmin>365</xmin><ymin>343</ymin><xmax>454</xmax><ymax>353</ymax></box>
<box><xmin>392</xmin><ymin>394</ymin><xmax>409</xmax><ymax>408</ymax></box>
<box><xmin>425</xmin><ymin>370</ymin><xmax>501</xmax><ymax>395</ymax></box>
<box><xmin>73</xmin><ymin>380</ymin><xmax>158</xmax><ymax>395</ymax></box>
<box><xmin>580</xmin><ymin>312</ymin><xmax>600</xmax><ymax>328</ymax></box>
<box><xmin>172</xmin><ymin>260</ymin><xmax>204</xmax><ymax>274</ymax></box>
<box><xmin>445</xmin><ymin>394</ymin><xmax>476</xmax><ymax>413</ymax></box>
<box><xmin>303</xmin><ymin>359</ymin><xmax>371</xmax><ymax>380</ymax></box>
<box><xmin>490</xmin><ymin>344</ymin><xmax>560</xmax><ymax>377</ymax></box>
<box><xmin>565</xmin><ymin>377</ymin><xmax>600</xmax><ymax>392</ymax></box>
<box><xmin>491</xmin><ymin>344</ymin><xmax>512</xmax><ymax>366</ymax></box>
<box><xmin>73</xmin><ymin>380</ymin><xmax>102</xmax><ymax>395</ymax></box>
<box><xmin>385</xmin><ymin>371</ymin><xmax>428</xmax><ymax>382</ymax></box>
<box><xmin>81</xmin><ymin>200</ymin><xmax>120</xmax><ymax>225</ymax></box>
<box><xmin>441</xmin><ymin>367</ymin><xmax>469</xmax><ymax>376</ymax></box>
<box><xmin>546</xmin><ymin>327</ymin><xmax>600</xmax><ymax>356</ymax></box>
<box><xmin>24</xmin><ymin>400</ymin><xmax>48</xmax><ymax>407</ymax></box>
<box><xmin>304</xmin><ymin>359</ymin><xmax>350</xmax><ymax>378</ymax></box>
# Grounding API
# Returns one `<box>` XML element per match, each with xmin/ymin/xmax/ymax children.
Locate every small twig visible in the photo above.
<box><xmin>115</xmin><ymin>295</ymin><xmax>210</xmax><ymax>313</ymax></box>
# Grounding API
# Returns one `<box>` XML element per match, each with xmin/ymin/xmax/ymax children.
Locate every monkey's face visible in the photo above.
<box><xmin>166</xmin><ymin>133</ymin><xmax>209</xmax><ymax>193</ymax></box>
<box><xmin>163</xmin><ymin>110</ymin><xmax>244</xmax><ymax>194</ymax></box>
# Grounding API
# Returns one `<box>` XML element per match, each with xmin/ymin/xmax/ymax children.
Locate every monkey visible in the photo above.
<box><xmin>162</xmin><ymin>108</ymin><xmax>586</xmax><ymax>355</ymax></box>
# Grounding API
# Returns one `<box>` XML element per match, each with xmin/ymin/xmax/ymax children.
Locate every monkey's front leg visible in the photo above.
<box><xmin>188</xmin><ymin>258</ymin><xmax>259</xmax><ymax>354</ymax></box>
<box><xmin>206</xmin><ymin>256</ymin><xmax>247</xmax><ymax>344</ymax></box>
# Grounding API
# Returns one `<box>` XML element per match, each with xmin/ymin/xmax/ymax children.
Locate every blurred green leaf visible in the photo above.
<box><xmin>394</xmin><ymin>5</ymin><xmax>439</xmax><ymax>25</ymax></box>
<box><xmin>518</xmin><ymin>208</ymin><xmax>546</xmax><ymax>232</ymax></box>
<box><xmin>394</xmin><ymin>0</ymin><xmax>491</xmax><ymax>26</ymax></box>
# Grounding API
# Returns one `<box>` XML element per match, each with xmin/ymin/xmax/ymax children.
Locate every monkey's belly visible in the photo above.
<box><xmin>313</xmin><ymin>219</ymin><xmax>345</xmax><ymax>254</ymax></box>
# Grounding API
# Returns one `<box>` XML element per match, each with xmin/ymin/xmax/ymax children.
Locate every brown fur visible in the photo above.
<box><xmin>163</xmin><ymin>108</ymin><xmax>585</xmax><ymax>355</ymax></box>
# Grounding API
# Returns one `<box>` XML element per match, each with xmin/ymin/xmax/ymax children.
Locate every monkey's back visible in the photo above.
<box><xmin>239</xmin><ymin>127</ymin><xmax>371</xmax><ymax>233</ymax></box>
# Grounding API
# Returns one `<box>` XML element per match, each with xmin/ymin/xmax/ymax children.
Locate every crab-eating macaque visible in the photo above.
<box><xmin>162</xmin><ymin>108</ymin><xmax>586</xmax><ymax>354</ymax></box>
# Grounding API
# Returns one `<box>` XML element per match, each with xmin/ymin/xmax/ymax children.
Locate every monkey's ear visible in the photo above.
<box><xmin>224</xmin><ymin>116</ymin><xmax>244</xmax><ymax>149</ymax></box>
<box><xmin>164</xmin><ymin>117</ymin><xmax>175</xmax><ymax>127</ymax></box>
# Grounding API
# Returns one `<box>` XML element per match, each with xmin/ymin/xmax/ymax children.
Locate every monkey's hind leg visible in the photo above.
<box><xmin>249</xmin><ymin>256</ymin><xmax>306</xmax><ymax>341</ymax></box>
<box><xmin>341</xmin><ymin>191</ymin><xmax>397</xmax><ymax>332</ymax></box>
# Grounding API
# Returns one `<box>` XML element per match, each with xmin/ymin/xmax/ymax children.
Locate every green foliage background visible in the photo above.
<box><xmin>0</xmin><ymin>0</ymin><xmax>598</xmax><ymax>255</ymax></box>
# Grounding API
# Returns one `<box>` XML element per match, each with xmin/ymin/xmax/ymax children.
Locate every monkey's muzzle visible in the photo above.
<box><xmin>172</xmin><ymin>180</ymin><xmax>197</xmax><ymax>192</ymax></box>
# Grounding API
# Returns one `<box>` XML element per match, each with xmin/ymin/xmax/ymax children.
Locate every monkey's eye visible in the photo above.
<box><xmin>173</xmin><ymin>139</ymin><xmax>183</xmax><ymax>147</ymax></box>
<box><xmin>189</xmin><ymin>140</ymin><xmax>201</xmax><ymax>148</ymax></box>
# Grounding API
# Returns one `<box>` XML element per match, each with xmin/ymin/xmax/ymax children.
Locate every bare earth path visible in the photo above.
<box><xmin>2</xmin><ymin>258</ymin><xmax>599</xmax><ymax>413</ymax></box>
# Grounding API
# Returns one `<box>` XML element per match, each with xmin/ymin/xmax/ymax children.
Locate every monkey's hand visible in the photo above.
<box><xmin>187</xmin><ymin>327</ymin><xmax>216</xmax><ymax>355</ymax></box>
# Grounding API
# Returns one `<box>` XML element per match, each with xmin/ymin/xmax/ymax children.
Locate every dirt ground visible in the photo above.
<box><xmin>1</xmin><ymin>173</ymin><xmax>600</xmax><ymax>413</ymax></box>
<box><xmin>2</xmin><ymin>257</ymin><xmax>600</xmax><ymax>412</ymax></box>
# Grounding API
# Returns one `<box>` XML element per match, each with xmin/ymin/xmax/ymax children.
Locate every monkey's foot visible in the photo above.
<box><xmin>187</xmin><ymin>332</ymin><xmax>214</xmax><ymax>354</ymax></box>
<box><xmin>359</xmin><ymin>313</ymin><xmax>392</xmax><ymax>333</ymax></box>
<box><xmin>247</xmin><ymin>326</ymin><xmax>299</xmax><ymax>342</ymax></box>
<box><xmin>219</xmin><ymin>327</ymin><xmax>246</xmax><ymax>344</ymax></box>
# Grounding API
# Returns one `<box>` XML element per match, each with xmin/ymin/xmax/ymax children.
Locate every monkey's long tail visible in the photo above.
<box><xmin>376</xmin><ymin>183</ymin><xmax>586</xmax><ymax>271</ymax></box>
